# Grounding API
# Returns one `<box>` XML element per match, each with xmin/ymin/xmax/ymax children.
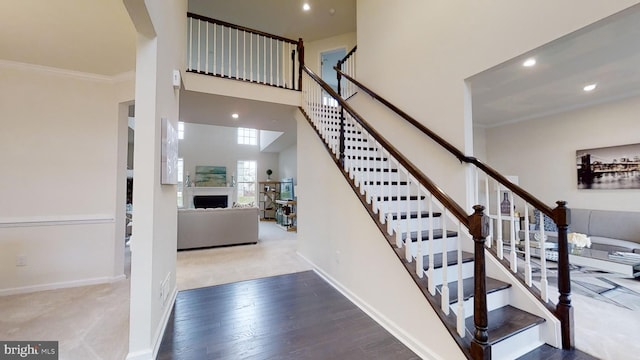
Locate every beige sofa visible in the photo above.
<box><xmin>526</xmin><ymin>208</ymin><xmax>640</xmax><ymax>253</ymax></box>
<box><xmin>177</xmin><ymin>207</ymin><xmax>258</xmax><ymax>250</ymax></box>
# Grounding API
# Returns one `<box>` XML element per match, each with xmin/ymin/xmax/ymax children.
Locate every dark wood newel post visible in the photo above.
<box><xmin>553</xmin><ymin>201</ymin><xmax>574</xmax><ymax>349</ymax></box>
<box><xmin>470</xmin><ymin>205</ymin><xmax>490</xmax><ymax>360</ymax></box>
<box><xmin>297</xmin><ymin>38</ymin><xmax>304</xmax><ymax>90</ymax></box>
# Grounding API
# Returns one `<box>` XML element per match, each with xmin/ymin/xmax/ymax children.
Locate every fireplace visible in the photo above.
<box><xmin>193</xmin><ymin>195</ymin><xmax>228</xmax><ymax>209</ymax></box>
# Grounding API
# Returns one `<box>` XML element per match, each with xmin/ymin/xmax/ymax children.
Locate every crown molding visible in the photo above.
<box><xmin>0</xmin><ymin>59</ymin><xmax>135</xmax><ymax>83</ymax></box>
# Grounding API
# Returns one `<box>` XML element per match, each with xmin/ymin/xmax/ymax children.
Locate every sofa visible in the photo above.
<box><xmin>527</xmin><ymin>208</ymin><xmax>640</xmax><ymax>254</ymax></box>
<box><xmin>177</xmin><ymin>207</ymin><xmax>259</xmax><ymax>250</ymax></box>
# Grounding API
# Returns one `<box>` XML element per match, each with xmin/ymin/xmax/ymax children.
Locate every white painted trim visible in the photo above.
<box><xmin>296</xmin><ymin>253</ymin><xmax>447</xmax><ymax>360</ymax></box>
<box><xmin>0</xmin><ymin>274</ymin><xmax>126</xmax><ymax>296</ymax></box>
<box><xmin>0</xmin><ymin>59</ymin><xmax>135</xmax><ymax>84</ymax></box>
<box><xmin>0</xmin><ymin>214</ymin><xmax>115</xmax><ymax>228</ymax></box>
<box><xmin>125</xmin><ymin>349</ymin><xmax>152</xmax><ymax>360</ymax></box>
<box><xmin>152</xmin><ymin>286</ymin><xmax>179</xmax><ymax>359</ymax></box>
<box><xmin>125</xmin><ymin>286</ymin><xmax>177</xmax><ymax>360</ymax></box>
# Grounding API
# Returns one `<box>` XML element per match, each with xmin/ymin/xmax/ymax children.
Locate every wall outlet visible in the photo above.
<box><xmin>16</xmin><ymin>255</ymin><xmax>27</xmax><ymax>267</ymax></box>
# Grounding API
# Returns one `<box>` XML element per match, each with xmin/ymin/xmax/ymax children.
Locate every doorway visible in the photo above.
<box><xmin>320</xmin><ymin>48</ymin><xmax>347</xmax><ymax>94</ymax></box>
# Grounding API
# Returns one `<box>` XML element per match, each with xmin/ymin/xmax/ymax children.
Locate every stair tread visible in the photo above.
<box><xmin>377</xmin><ymin>195</ymin><xmax>425</xmax><ymax>201</ymax></box>
<box><xmin>364</xmin><ymin>181</ymin><xmax>408</xmax><ymax>186</ymax></box>
<box><xmin>465</xmin><ymin>305</ymin><xmax>545</xmax><ymax>345</ymax></box>
<box><xmin>438</xmin><ymin>277</ymin><xmax>511</xmax><ymax>304</ymax></box>
<box><xmin>423</xmin><ymin>251</ymin><xmax>473</xmax><ymax>270</ymax></box>
<box><xmin>402</xmin><ymin>229</ymin><xmax>456</xmax><ymax>242</ymax></box>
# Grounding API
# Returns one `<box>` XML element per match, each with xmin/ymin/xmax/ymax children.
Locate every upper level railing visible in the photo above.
<box><xmin>334</xmin><ymin>57</ymin><xmax>574</xmax><ymax>351</ymax></box>
<box><xmin>186</xmin><ymin>13</ymin><xmax>304</xmax><ymax>90</ymax></box>
<box><xmin>337</xmin><ymin>45</ymin><xmax>357</xmax><ymax>99</ymax></box>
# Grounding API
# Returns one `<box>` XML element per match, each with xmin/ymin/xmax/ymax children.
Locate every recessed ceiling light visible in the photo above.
<box><xmin>523</xmin><ymin>58</ymin><xmax>536</xmax><ymax>67</ymax></box>
<box><xmin>583</xmin><ymin>83</ymin><xmax>597</xmax><ymax>92</ymax></box>
<box><xmin>232</xmin><ymin>113</ymin><xmax>239</xmax><ymax>119</ymax></box>
<box><xmin>303</xmin><ymin>3</ymin><xmax>311</xmax><ymax>11</ymax></box>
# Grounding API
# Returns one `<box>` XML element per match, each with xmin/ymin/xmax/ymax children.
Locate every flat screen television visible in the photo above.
<box><xmin>280</xmin><ymin>178</ymin><xmax>294</xmax><ymax>200</ymax></box>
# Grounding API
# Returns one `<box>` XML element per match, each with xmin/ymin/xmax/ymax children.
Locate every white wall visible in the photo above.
<box><xmin>295</xmin><ymin>112</ymin><xmax>464</xmax><ymax>359</ymax></box>
<box><xmin>485</xmin><ymin>96</ymin><xmax>640</xmax><ymax>212</ymax></box>
<box><xmin>179</xmin><ymin>122</ymin><xmax>280</xmax><ymax>189</ymax></box>
<box><xmin>0</xmin><ymin>63</ymin><xmax>132</xmax><ymax>294</ymax></box>
<box><xmin>278</xmin><ymin>144</ymin><xmax>297</xmax><ymax>182</ymax></box>
<box><xmin>124</xmin><ymin>0</ymin><xmax>186</xmax><ymax>359</ymax></box>
<box><xmin>355</xmin><ymin>0</ymin><xmax>640</xmax><ymax>210</ymax></box>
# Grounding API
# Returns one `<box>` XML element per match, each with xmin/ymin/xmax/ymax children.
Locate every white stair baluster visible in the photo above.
<box><xmin>221</xmin><ymin>26</ymin><xmax>225</xmax><ymax>77</ymax></box>
<box><xmin>509</xmin><ymin>190</ymin><xmax>517</xmax><ymax>272</ymax></box>
<box><xmin>539</xmin><ymin>211</ymin><xmax>549</xmax><ymax>302</ymax></box>
<box><xmin>228</xmin><ymin>27</ymin><xmax>231</xmax><ymax>77</ymax></box>
<box><xmin>405</xmin><ymin>174</ymin><xmax>412</xmax><ymax>263</ymax></box>
<box><xmin>394</xmin><ymin>160</ymin><xmax>402</xmax><ymax>249</ymax></box>
<box><xmin>197</xmin><ymin>19</ymin><xmax>201</xmax><ymax>72</ymax></box>
<box><xmin>249</xmin><ymin>33</ymin><xmax>252</xmax><ymax>82</ymax></box>
<box><xmin>205</xmin><ymin>22</ymin><xmax>209</xmax><ymax>74</ymax></box>
<box><xmin>496</xmin><ymin>180</ymin><xmax>504</xmax><ymax>259</ymax></box>
<box><xmin>456</xmin><ymin>222</ymin><xmax>465</xmax><ymax>337</ymax></box>
<box><xmin>441</xmin><ymin>210</ymin><xmax>449</xmax><ymax>314</ymax></box>
<box><xmin>416</xmin><ymin>186</ymin><xmax>423</xmax><ymax>277</ymax></box>
<box><xmin>524</xmin><ymin>205</ymin><xmax>532</xmax><ymax>286</ymax></box>
<box><xmin>243</xmin><ymin>31</ymin><xmax>246</xmax><ymax>80</ymax></box>
<box><xmin>427</xmin><ymin>194</ymin><xmax>435</xmax><ymax>295</ymax></box>
<box><xmin>485</xmin><ymin>175</ymin><xmax>492</xmax><ymax>248</ymax></box>
<box><xmin>235</xmin><ymin>29</ymin><xmax>239</xmax><ymax>79</ymax></box>
<box><xmin>213</xmin><ymin>25</ymin><xmax>217</xmax><ymax>75</ymax></box>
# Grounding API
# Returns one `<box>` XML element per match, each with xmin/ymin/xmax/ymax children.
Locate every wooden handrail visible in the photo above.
<box><xmin>335</xmin><ymin>68</ymin><xmax>556</xmax><ymax>219</ymax></box>
<box><xmin>303</xmin><ymin>65</ymin><xmax>470</xmax><ymax>227</ymax></box>
<box><xmin>337</xmin><ymin>45</ymin><xmax>358</xmax><ymax>67</ymax></box>
<box><xmin>187</xmin><ymin>12</ymin><xmax>300</xmax><ymax>45</ymax></box>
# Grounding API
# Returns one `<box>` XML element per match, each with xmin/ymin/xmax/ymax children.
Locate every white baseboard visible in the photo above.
<box><xmin>125</xmin><ymin>349</ymin><xmax>152</xmax><ymax>360</ymax></box>
<box><xmin>152</xmin><ymin>285</ymin><xmax>178</xmax><ymax>359</ymax></box>
<box><xmin>0</xmin><ymin>275</ymin><xmax>126</xmax><ymax>296</ymax></box>
<box><xmin>125</xmin><ymin>285</ymin><xmax>178</xmax><ymax>360</ymax></box>
<box><xmin>296</xmin><ymin>253</ymin><xmax>443</xmax><ymax>360</ymax></box>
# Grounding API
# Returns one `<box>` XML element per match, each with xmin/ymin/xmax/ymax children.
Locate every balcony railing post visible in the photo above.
<box><xmin>553</xmin><ymin>201</ymin><xmax>574</xmax><ymax>349</ymax></box>
<box><xmin>470</xmin><ymin>205</ymin><xmax>490</xmax><ymax>360</ymax></box>
<box><xmin>297</xmin><ymin>38</ymin><xmax>304</xmax><ymax>90</ymax></box>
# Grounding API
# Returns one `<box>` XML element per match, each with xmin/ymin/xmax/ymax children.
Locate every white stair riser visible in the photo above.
<box><xmin>364</xmin><ymin>185</ymin><xmax>413</xmax><ymax>196</ymax></box>
<box><xmin>389</xmin><ymin>216</ymin><xmax>442</xmax><ymax>232</ymax></box>
<box><xmin>378</xmin><ymin>199</ymin><xmax>426</xmax><ymax>212</ymax></box>
<box><xmin>491</xmin><ymin>325</ymin><xmax>544</xmax><ymax>360</ymax></box>
<box><xmin>427</xmin><ymin>261</ymin><xmax>474</xmax><ymax>286</ymax></box>
<box><xmin>451</xmin><ymin>287</ymin><xmax>510</xmax><ymax>318</ymax></box>
<box><xmin>405</xmin><ymin>237</ymin><xmax>458</xmax><ymax>257</ymax></box>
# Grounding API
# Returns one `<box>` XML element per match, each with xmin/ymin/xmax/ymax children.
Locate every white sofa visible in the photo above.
<box><xmin>177</xmin><ymin>207</ymin><xmax>258</xmax><ymax>250</ymax></box>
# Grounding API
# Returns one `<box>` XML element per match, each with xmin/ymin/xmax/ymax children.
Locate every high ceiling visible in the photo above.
<box><xmin>0</xmin><ymin>0</ymin><xmax>356</xmax><ymax>77</ymax></box>
<box><xmin>470</xmin><ymin>4</ymin><xmax>640</xmax><ymax>128</ymax></box>
<box><xmin>4</xmin><ymin>1</ymin><xmax>638</xmax><ymax>131</ymax></box>
<box><xmin>188</xmin><ymin>0</ymin><xmax>356</xmax><ymax>42</ymax></box>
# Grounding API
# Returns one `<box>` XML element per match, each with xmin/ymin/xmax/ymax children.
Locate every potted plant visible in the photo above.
<box><xmin>266</xmin><ymin>169</ymin><xmax>273</xmax><ymax>180</ymax></box>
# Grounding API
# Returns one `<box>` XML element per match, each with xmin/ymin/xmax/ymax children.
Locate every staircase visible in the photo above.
<box><xmin>184</xmin><ymin>14</ymin><xmax>578</xmax><ymax>359</ymax></box>
<box><xmin>300</xmin><ymin>100</ymin><xmax>553</xmax><ymax>359</ymax></box>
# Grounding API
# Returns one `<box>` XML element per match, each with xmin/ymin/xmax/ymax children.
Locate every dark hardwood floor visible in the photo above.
<box><xmin>157</xmin><ymin>271</ymin><xmax>420</xmax><ymax>360</ymax></box>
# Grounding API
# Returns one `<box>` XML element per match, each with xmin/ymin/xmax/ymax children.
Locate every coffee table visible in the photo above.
<box><xmin>569</xmin><ymin>249</ymin><xmax>640</xmax><ymax>278</ymax></box>
<box><xmin>517</xmin><ymin>241</ymin><xmax>640</xmax><ymax>277</ymax></box>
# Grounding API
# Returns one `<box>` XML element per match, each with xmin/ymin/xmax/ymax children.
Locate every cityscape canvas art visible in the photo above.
<box><xmin>576</xmin><ymin>143</ymin><xmax>640</xmax><ymax>189</ymax></box>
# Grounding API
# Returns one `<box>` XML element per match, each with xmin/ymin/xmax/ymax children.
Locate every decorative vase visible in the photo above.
<box><xmin>500</xmin><ymin>192</ymin><xmax>511</xmax><ymax>215</ymax></box>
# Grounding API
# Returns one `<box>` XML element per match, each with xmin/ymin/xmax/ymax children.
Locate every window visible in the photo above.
<box><xmin>177</xmin><ymin>158</ymin><xmax>184</xmax><ymax>207</ymax></box>
<box><xmin>237</xmin><ymin>127</ymin><xmax>257</xmax><ymax>145</ymax></box>
<box><xmin>178</xmin><ymin>122</ymin><xmax>184</xmax><ymax>140</ymax></box>
<box><xmin>237</xmin><ymin>160</ymin><xmax>257</xmax><ymax>204</ymax></box>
